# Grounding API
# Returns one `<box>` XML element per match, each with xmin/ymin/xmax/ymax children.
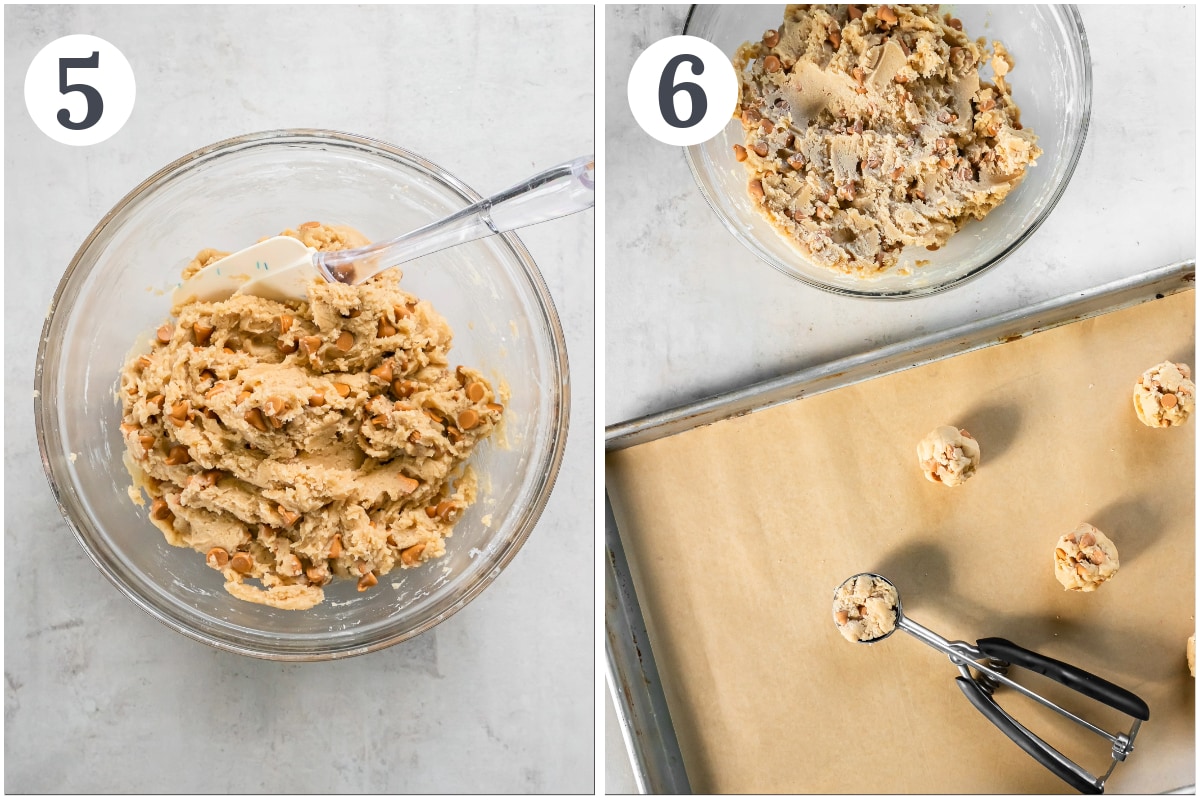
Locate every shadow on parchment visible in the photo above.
<box><xmin>871</xmin><ymin>535</ymin><xmax>1184</xmax><ymax>683</ymax></box>
<box><xmin>1087</xmin><ymin>496</ymin><xmax>1165</xmax><ymax>570</ymax></box>
<box><xmin>957</xmin><ymin>401</ymin><xmax>1023</xmax><ymax>466</ymax></box>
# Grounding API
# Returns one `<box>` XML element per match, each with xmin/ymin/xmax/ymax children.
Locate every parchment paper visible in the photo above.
<box><xmin>607</xmin><ymin>291</ymin><xmax>1195</xmax><ymax>794</ymax></box>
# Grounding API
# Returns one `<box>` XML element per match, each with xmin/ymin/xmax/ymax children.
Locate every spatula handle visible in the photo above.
<box><xmin>317</xmin><ymin>155</ymin><xmax>594</xmax><ymax>285</ymax></box>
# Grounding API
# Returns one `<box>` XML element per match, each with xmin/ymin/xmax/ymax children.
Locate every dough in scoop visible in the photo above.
<box><xmin>833</xmin><ymin>574</ymin><xmax>899</xmax><ymax>643</ymax></box>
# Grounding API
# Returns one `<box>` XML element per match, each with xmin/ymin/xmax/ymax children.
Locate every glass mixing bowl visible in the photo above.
<box><xmin>35</xmin><ymin>130</ymin><xmax>570</xmax><ymax>660</ymax></box>
<box><xmin>683</xmin><ymin>4</ymin><xmax>1092</xmax><ymax>298</ymax></box>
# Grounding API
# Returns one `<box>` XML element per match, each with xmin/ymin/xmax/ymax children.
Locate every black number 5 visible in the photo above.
<box><xmin>57</xmin><ymin>52</ymin><xmax>104</xmax><ymax>130</ymax></box>
<box><xmin>658</xmin><ymin>54</ymin><xmax>707</xmax><ymax>129</ymax></box>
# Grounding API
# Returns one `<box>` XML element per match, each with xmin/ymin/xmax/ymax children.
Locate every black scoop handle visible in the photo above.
<box><xmin>976</xmin><ymin>637</ymin><xmax>1150</xmax><ymax>721</ymax></box>
<box><xmin>956</xmin><ymin>677</ymin><xmax>1102</xmax><ymax>794</ymax></box>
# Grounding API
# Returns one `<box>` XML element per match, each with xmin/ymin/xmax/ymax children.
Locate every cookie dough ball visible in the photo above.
<box><xmin>1053</xmin><ymin>523</ymin><xmax>1119</xmax><ymax>592</ymax></box>
<box><xmin>1188</xmin><ymin>635</ymin><xmax>1196</xmax><ymax>677</ymax></box>
<box><xmin>1134</xmin><ymin>361</ymin><xmax>1195</xmax><ymax>428</ymax></box>
<box><xmin>917</xmin><ymin>426</ymin><xmax>980</xmax><ymax>487</ymax></box>
<box><xmin>833</xmin><ymin>574</ymin><xmax>899</xmax><ymax>643</ymax></box>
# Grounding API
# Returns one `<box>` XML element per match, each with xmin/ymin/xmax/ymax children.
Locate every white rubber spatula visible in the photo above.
<box><xmin>173</xmin><ymin>154</ymin><xmax>594</xmax><ymax>306</ymax></box>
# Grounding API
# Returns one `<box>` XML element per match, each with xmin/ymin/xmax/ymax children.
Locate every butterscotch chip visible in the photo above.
<box><xmin>206</xmin><ymin>547</ymin><xmax>229</xmax><ymax>569</ymax></box>
<box><xmin>245</xmin><ymin>408</ymin><xmax>268</xmax><ymax>432</ymax></box>
<box><xmin>156</xmin><ymin>324</ymin><xmax>174</xmax><ymax>344</ymax></box>
<box><xmin>299</xmin><ymin>336</ymin><xmax>322</xmax><ymax>356</ymax></box>
<box><xmin>357</xmin><ymin>572</ymin><xmax>378</xmax><ymax>591</ymax></box>
<box><xmin>458</xmin><ymin>409</ymin><xmax>480</xmax><ymax>430</ymax></box>
<box><xmin>278</xmin><ymin>505</ymin><xmax>301</xmax><ymax>527</ymax></box>
<box><xmin>400</xmin><ymin>543</ymin><xmax>426</xmax><ymax>567</ymax></box>
<box><xmin>164</xmin><ymin>445</ymin><xmax>190</xmax><ymax>466</ymax></box>
<box><xmin>150</xmin><ymin>498</ymin><xmax>172</xmax><ymax>520</ymax></box>
<box><xmin>335</xmin><ymin>331</ymin><xmax>355</xmax><ymax>352</ymax></box>
<box><xmin>370</xmin><ymin>362</ymin><xmax>393</xmax><ymax>383</ymax></box>
<box><xmin>328</xmin><ymin>534</ymin><xmax>343</xmax><ymax>559</ymax></box>
<box><xmin>193</xmin><ymin>322</ymin><xmax>214</xmax><ymax>345</ymax></box>
<box><xmin>397</xmin><ymin>475</ymin><xmax>419</xmax><ymax>494</ymax></box>
<box><xmin>230</xmin><ymin>552</ymin><xmax>254</xmax><ymax>574</ymax></box>
<box><xmin>333</xmin><ymin>382</ymin><xmax>351</xmax><ymax>398</ymax></box>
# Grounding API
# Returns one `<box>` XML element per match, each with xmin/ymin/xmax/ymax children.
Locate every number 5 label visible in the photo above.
<box><xmin>627</xmin><ymin>35</ymin><xmax>738</xmax><ymax>147</ymax></box>
<box><xmin>25</xmin><ymin>34</ymin><xmax>136</xmax><ymax>146</ymax></box>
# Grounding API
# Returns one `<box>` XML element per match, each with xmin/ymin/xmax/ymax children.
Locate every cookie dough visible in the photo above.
<box><xmin>917</xmin><ymin>425</ymin><xmax>979</xmax><ymax>486</ymax></box>
<box><xmin>1188</xmin><ymin>635</ymin><xmax>1196</xmax><ymax>678</ymax></box>
<box><xmin>733</xmin><ymin>4</ymin><xmax>1041</xmax><ymax>277</ymax></box>
<box><xmin>833</xmin><ymin>574</ymin><xmax>899</xmax><ymax>643</ymax></box>
<box><xmin>118</xmin><ymin>222</ymin><xmax>505</xmax><ymax>610</ymax></box>
<box><xmin>1133</xmin><ymin>361</ymin><xmax>1195</xmax><ymax>428</ymax></box>
<box><xmin>1053</xmin><ymin>524</ymin><xmax>1119</xmax><ymax>592</ymax></box>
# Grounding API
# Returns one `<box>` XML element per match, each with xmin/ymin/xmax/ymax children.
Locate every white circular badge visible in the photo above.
<box><xmin>627</xmin><ymin>35</ymin><xmax>738</xmax><ymax>147</ymax></box>
<box><xmin>24</xmin><ymin>34</ymin><xmax>136</xmax><ymax>146</ymax></box>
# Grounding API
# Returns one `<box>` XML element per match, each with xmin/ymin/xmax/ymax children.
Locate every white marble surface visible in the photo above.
<box><xmin>604</xmin><ymin>3</ymin><xmax>1196</xmax><ymax>792</ymax></box>
<box><xmin>4</xmin><ymin>5</ymin><xmax>593</xmax><ymax>793</ymax></box>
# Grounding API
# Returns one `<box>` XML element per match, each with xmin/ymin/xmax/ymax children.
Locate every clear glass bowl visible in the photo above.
<box><xmin>34</xmin><ymin>130</ymin><xmax>570</xmax><ymax>660</ymax></box>
<box><xmin>683</xmin><ymin>4</ymin><xmax>1092</xmax><ymax>298</ymax></box>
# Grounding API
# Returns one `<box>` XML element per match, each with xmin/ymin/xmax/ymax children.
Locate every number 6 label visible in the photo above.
<box><xmin>627</xmin><ymin>35</ymin><xmax>738</xmax><ymax>147</ymax></box>
<box><xmin>25</xmin><ymin>34</ymin><xmax>136</xmax><ymax>146</ymax></box>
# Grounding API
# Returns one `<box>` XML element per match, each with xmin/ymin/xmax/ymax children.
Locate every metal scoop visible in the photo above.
<box><xmin>834</xmin><ymin>572</ymin><xmax>1149</xmax><ymax>794</ymax></box>
<box><xmin>173</xmin><ymin>154</ymin><xmax>595</xmax><ymax>305</ymax></box>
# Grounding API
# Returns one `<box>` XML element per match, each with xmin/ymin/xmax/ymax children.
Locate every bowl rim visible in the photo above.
<box><xmin>681</xmin><ymin>3</ymin><xmax>1093</xmax><ymax>300</ymax></box>
<box><xmin>33</xmin><ymin>128</ymin><xmax>571</xmax><ymax>660</ymax></box>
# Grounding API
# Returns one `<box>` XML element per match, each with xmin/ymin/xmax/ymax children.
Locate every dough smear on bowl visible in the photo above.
<box><xmin>1053</xmin><ymin>523</ymin><xmax>1119</xmax><ymax>592</ymax></box>
<box><xmin>1133</xmin><ymin>360</ymin><xmax>1195</xmax><ymax>428</ymax></box>
<box><xmin>118</xmin><ymin>223</ymin><xmax>505</xmax><ymax>610</ymax></box>
<box><xmin>733</xmin><ymin>4</ymin><xmax>1041</xmax><ymax>277</ymax></box>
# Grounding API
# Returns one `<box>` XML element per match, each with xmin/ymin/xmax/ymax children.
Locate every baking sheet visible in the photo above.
<box><xmin>606</xmin><ymin>290</ymin><xmax>1195</xmax><ymax>793</ymax></box>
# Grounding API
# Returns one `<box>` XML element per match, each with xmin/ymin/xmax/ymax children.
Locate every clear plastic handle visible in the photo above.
<box><xmin>318</xmin><ymin>155</ymin><xmax>595</xmax><ymax>284</ymax></box>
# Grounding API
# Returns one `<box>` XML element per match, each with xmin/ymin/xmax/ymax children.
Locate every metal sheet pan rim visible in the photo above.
<box><xmin>607</xmin><ymin>260</ymin><xmax>1196</xmax><ymax>452</ymax></box>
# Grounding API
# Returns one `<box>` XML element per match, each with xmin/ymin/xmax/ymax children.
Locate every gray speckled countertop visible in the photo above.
<box><xmin>4</xmin><ymin>4</ymin><xmax>593</xmax><ymax>793</ymax></box>
<box><xmin>605</xmin><ymin>3</ymin><xmax>1195</xmax><ymax>792</ymax></box>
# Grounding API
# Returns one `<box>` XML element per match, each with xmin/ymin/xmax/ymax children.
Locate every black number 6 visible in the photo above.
<box><xmin>658</xmin><ymin>54</ymin><xmax>707</xmax><ymax>129</ymax></box>
<box><xmin>57</xmin><ymin>52</ymin><xmax>104</xmax><ymax>131</ymax></box>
